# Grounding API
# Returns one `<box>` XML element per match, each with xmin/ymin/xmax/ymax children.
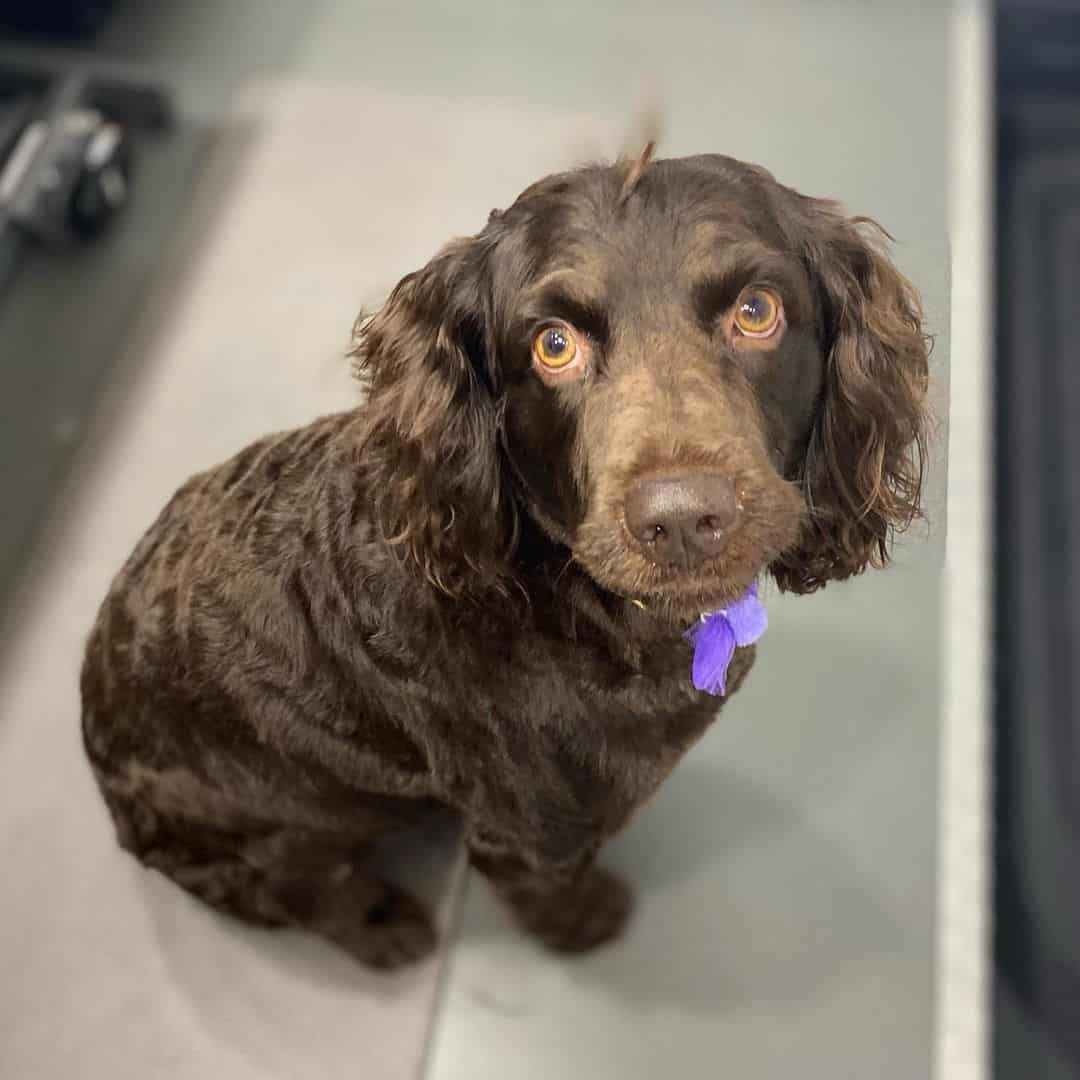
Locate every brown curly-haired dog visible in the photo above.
<box><xmin>81</xmin><ymin>154</ymin><xmax>928</xmax><ymax>969</ymax></box>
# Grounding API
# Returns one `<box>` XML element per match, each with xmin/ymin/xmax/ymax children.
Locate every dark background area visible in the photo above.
<box><xmin>995</xmin><ymin>2</ymin><xmax>1080</xmax><ymax>1077</ymax></box>
<box><xmin>0</xmin><ymin>0</ymin><xmax>317</xmax><ymax>617</ymax></box>
<box><xmin>0</xmin><ymin>5</ymin><xmax>194</xmax><ymax>612</ymax></box>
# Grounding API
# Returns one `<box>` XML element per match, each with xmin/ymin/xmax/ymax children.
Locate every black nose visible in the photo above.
<box><xmin>624</xmin><ymin>471</ymin><xmax>738</xmax><ymax>568</ymax></box>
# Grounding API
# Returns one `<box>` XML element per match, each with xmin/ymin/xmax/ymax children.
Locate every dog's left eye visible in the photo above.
<box><xmin>733</xmin><ymin>287</ymin><xmax>782</xmax><ymax>338</ymax></box>
<box><xmin>533</xmin><ymin>326</ymin><xmax>578</xmax><ymax>368</ymax></box>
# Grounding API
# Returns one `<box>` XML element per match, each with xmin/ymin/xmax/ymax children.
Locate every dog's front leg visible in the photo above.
<box><xmin>467</xmin><ymin>835</ymin><xmax>632</xmax><ymax>953</ymax></box>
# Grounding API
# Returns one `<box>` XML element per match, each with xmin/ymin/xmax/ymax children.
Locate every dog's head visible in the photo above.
<box><xmin>353</xmin><ymin>155</ymin><xmax>929</xmax><ymax>620</ymax></box>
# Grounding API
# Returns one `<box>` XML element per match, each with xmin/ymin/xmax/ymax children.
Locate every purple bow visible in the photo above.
<box><xmin>683</xmin><ymin>583</ymin><xmax>768</xmax><ymax>696</ymax></box>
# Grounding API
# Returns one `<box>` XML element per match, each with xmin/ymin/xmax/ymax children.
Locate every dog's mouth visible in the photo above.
<box><xmin>569</xmin><ymin>467</ymin><xmax>805</xmax><ymax>626</ymax></box>
<box><xmin>621</xmin><ymin>572</ymin><xmax>761</xmax><ymax>626</ymax></box>
<box><xmin>573</xmin><ymin>514</ymin><xmax>795</xmax><ymax>627</ymax></box>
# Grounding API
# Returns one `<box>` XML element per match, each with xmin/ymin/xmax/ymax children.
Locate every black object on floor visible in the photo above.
<box><xmin>995</xmin><ymin>2</ymin><xmax>1080</xmax><ymax>1077</ymax></box>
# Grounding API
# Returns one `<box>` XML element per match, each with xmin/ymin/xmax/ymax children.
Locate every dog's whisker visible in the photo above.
<box><xmin>552</xmin><ymin>555</ymin><xmax>576</xmax><ymax>588</ymax></box>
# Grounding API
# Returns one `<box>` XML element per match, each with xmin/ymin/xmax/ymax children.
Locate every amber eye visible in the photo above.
<box><xmin>733</xmin><ymin>287</ymin><xmax>781</xmax><ymax>337</ymax></box>
<box><xmin>533</xmin><ymin>325</ymin><xmax>578</xmax><ymax>368</ymax></box>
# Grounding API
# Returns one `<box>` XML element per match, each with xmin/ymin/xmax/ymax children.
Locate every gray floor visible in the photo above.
<box><xmin>1</xmin><ymin>3</ymin><xmax>949</xmax><ymax>1077</ymax></box>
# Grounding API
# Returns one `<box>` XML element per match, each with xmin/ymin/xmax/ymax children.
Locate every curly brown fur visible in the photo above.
<box><xmin>81</xmin><ymin>154</ymin><xmax>929</xmax><ymax>968</ymax></box>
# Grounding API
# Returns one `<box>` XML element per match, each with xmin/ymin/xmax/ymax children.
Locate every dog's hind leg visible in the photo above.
<box><xmin>102</xmin><ymin>785</ymin><xmax>438</xmax><ymax>969</ymax></box>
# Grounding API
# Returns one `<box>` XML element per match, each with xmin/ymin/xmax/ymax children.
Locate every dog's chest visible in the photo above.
<box><xmin>457</xmin><ymin>632</ymin><xmax>750</xmax><ymax>849</ymax></box>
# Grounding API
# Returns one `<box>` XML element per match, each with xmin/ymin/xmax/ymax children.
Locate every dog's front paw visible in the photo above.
<box><xmin>514</xmin><ymin>866</ymin><xmax>634</xmax><ymax>954</ymax></box>
<box><xmin>320</xmin><ymin>880</ymin><xmax>438</xmax><ymax>971</ymax></box>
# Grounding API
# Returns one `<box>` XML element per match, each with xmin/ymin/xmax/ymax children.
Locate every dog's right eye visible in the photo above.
<box><xmin>533</xmin><ymin>326</ymin><xmax>578</xmax><ymax>369</ymax></box>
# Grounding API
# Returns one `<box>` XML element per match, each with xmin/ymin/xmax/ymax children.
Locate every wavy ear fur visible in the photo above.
<box><xmin>773</xmin><ymin>201</ymin><xmax>931</xmax><ymax>593</ymax></box>
<box><xmin>351</xmin><ymin>238</ymin><xmax>515</xmax><ymax>601</ymax></box>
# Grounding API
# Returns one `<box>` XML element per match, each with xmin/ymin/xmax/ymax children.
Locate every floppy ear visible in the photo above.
<box><xmin>351</xmin><ymin>237</ymin><xmax>514</xmax><ymax>600</ymax></box>
<box><xmin>773</xmin><ymin>203</ymin><xmax>930</xmax><ymax>594</ymax></box>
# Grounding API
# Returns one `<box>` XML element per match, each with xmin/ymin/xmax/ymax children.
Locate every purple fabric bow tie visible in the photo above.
<box><xmin>683</xmin><ymin>583</ymin><xmax>768</xmax><ymax>696</ymax></box>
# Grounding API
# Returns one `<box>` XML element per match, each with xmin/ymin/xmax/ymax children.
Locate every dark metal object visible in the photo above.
<box><xmin>2</xmin><ymin>105</ymin><xmax>132</xmax><ymax>241</ymax></box>
<box><xmin>0</xmin><ymin>63</ymin><xmax>170</xmax><ymax>296</ymax></box>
